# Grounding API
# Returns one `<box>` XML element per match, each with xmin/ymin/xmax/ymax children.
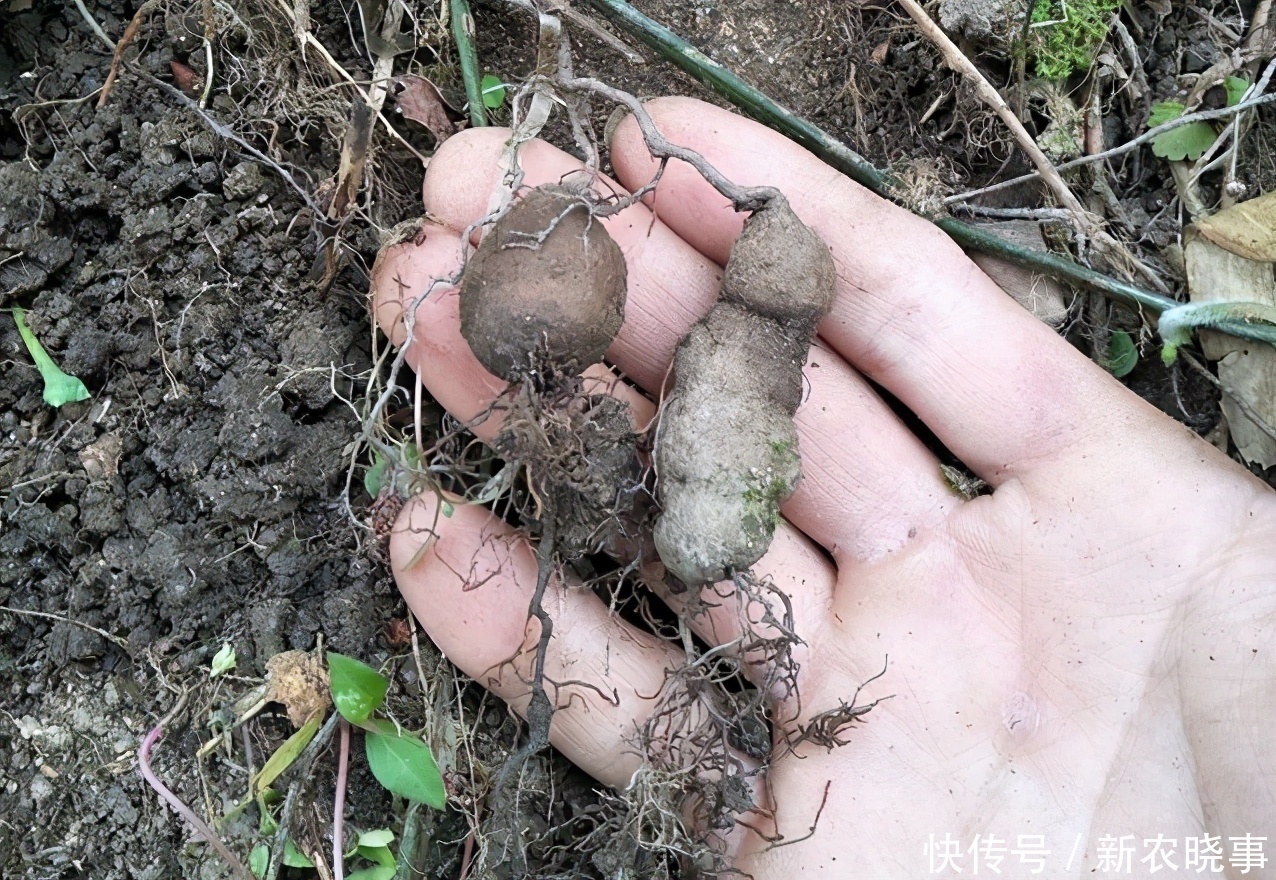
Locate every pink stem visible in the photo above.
<box><xmin>333</xmin><ymin>718</ymin><xmax>351</xmax><ymax>880</ymax></box>
<box><xmin>138</xmin><ymin>726</ymin><xmax>253</xmax><ymax>880</ymax></box>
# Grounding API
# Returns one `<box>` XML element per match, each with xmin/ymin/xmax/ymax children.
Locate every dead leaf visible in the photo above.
<box><xmin>392</xmin><ymin>75</ymin><xmax>459</xmax><ymax>144</ymax></box>
<box><xmin>1197</xmin><ymin>191</ymin><xmax>1276</xmax><ymax>262</ymax></box>
<box><xmin>870</xmin><ymin>39</ymin><xmax>890</xmax><ymax>65</ymax></box>
<box><xmin>968</xmin><ymin>220</ymin><xmax>1071</xmax><ymax>327</ymax></box>
<box><xmin>79</xmin><ymin>431</ymin><xmax>122</xmax><ymax>481</ymax></box>
<box><xmin>1185</xmin><ymin>232</ymin><xmax>1276</xmax><ymax>468</ymax></box>
<box><xmin>169</xmin><ymin>61</ymin><xmax>202</xmax><ymax>98</ymax></box>
<box><xmin>265</xmin><ymin>650</ymin><xmax>331</xmax><ymax>728</ymax></box>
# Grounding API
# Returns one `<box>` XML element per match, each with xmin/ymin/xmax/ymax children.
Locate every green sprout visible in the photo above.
<box><xmin>12</xmin><ymin>308</ymin><xmax>90</xmax><ymax>407</ymax></box>
<box><xmin>480</xmin><ymin>73</ymin><xmax>506</xmax><ymax>110</ymax></box>
<box><xmin>209</xmin><ymin>643</ymin><xmax>237</xmax><ymax>679</ymax></box>
<box><xmin>327</xmin><ymin>652</ymin><xmax>446</xmax><ymax>809</ymax></box>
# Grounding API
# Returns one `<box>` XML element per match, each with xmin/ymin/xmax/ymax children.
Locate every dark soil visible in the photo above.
<box><xmin>1</xmin><ymin>0</ymin><xmax>1270</xmax><ymax>878</ymax></box>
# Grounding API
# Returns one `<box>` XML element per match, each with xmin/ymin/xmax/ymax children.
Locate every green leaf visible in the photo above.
<box><xmin>1105</xmin><ymin>331</ymin><xmax>1138</xmax><ymax>378</ymax></box>
<box><xmin>365</xmin><ymin>452</ymin><xmax>389</xmax><ymax>498</ymax></box>
<box><xmin>327</xmin><ymin>652</ymin><xmax>389</xmax><ymax>724</ymax></box>
<box><xmin>347</xmin><ymin>866</ymin><xmax>397</xmax><ymax>880</ymax></box>
<box><xmin>1147</xmin><ymin>101</ymin><xmax>1217</xmax><ymax>161</ymax></box>
<box><xmin>254</xmin><ymin>713</ymin><xmax>321</xmax><ymax>795</ymax></box>
<box><xmin>1225</xmin><ymin>75</ymin><xmax>1250</xmax><ymax>107</ymax></box>
<box><xmin>283</xmin><ymin>838</ymin><xmax>315</xmax><ymax>868</ymax></box>
<box><xmin>1151</xmin><ymin>121</ymin><xmax>1216</xmax><ymax>161</ymax></box>
<box><xmin>358</xmin><ymin>844</ymin><xmax>397</xmax><ymax>868</ymax></box>
<box><xmin>210</xmin><ymin>643</ymin><xmax>236</xmax><ymax>679</ymax></box>
<box><xmin>358</xmin><ymin>829</ymin><xmax>395</xmax><ymax>849</ymax></box>
<box><xmin>12</xmin><ymin>308</ymin><xmax>91</xmax><ymax>408</ymax></box>
<box><xmin>364</xmin><ymin>719</ymin><xmax>446</xmax><ymax>808</ymax></box>
<box><xmin>249</xmin><ymin>844</ymin><xmax>269</xmax><ymax>878</ymax></box>
<box><xmin>480</xmin><ymin>74</ymin><xmax>505</xmax><ymax>109</ymax></box>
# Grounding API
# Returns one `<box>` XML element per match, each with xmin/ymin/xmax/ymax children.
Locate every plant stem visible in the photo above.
<box><xmin>12</xmin><ymin>308</ymin><xmax>58</xmax><ymax>374</ymax></box>
<box><xmin>450</xmin><ymin>0</ymin><xmax>488</xmax><ymax>127</ymax></box>
<box><xmin>138</xmin><ymin>726</ymin><xmax>254</xmax><ymax>880</ymax></box>
<box><xmin>333</xmin><ymin>718</ymin><xmax>350</xmax><ymax>880</ymax></box>
<box><xmin>579</xmin><ymin>0</ymin><xmax>1276</xmax><ymax>348</ymax></box>
<box><xmin>933</xmin><ymin>218</ymin><xmax>1177</xmax><ymax>314</ymax></box>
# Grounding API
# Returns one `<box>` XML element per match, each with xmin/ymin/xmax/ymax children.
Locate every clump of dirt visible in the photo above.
<box><xmin>495</xmin><ymin>389</ymin><xmax>641</xmax><ymax>557</ymax></box>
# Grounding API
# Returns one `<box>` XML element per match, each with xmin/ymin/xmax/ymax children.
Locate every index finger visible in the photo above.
<box><xmin>610</xmin><ymin>97</ymin><xmax>1167</xmax><ymax>484</ymax></box>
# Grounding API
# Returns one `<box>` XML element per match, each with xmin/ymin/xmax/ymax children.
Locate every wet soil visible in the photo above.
<box><xmin>1</xmin><ymin>0</ymin><xmax>1270</xmax><ymax>878</ymax></box>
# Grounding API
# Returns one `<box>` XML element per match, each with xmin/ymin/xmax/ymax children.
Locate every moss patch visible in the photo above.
<box><xmin>1029</xmin><ymin>0</ymin><xmax>1122</xmax><ymax>80</ymax></box>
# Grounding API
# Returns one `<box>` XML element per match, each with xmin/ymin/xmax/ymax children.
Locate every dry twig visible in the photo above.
<box><xmin>72</xmin><ymin>0</ymin><xmax>116</xmax><ymax>51</ymax></box>
<box><xmin>945</xmin><ymin>90</ymin><xmax>1276</xmax><ymax>206</ymax></box>
<box><xmin>97</xmin><ymin>0</ymin><xmax>160</xmax><ymax>108</ymax></box>
<box><xmin>895</xmin><ymin>0</ymin><xmax>1093</xmax><ymax>232</ymax></box>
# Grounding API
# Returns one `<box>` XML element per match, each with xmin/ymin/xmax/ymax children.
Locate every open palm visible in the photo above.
<box><xmin>371</xmin><ymin>98</ymin><xmax>1276</xmax><ymax>878</ymax></box>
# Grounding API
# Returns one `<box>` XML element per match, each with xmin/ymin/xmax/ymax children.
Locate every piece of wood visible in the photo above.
<box><xmin>1185</xmin><ymin>230</ymin><xmax>1276</xmax><ymax>467</ymax></box>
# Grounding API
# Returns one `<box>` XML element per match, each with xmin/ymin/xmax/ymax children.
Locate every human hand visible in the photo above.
<box><xmin>370</xmin><ymin>97</ymin><xmax>1276</xmax><ymax>877</ymax></box>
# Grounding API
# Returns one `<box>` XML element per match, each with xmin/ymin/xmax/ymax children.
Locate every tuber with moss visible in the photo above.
<box><xmin>654</xmin><ymin>195</ymin><xmax>836</xmax><ymax>586</ymax></box>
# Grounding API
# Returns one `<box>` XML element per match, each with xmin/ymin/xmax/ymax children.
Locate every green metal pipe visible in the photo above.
<box><xmin>451</xmin><ymin>0</ymin><xmax>488</xmax><ymax>127</ymax></box>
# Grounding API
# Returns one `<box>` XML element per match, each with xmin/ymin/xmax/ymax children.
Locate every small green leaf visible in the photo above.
<box><xmin>358</xmin><ymin>829</ymin><xmax>395</xmax><ymax>849</ymax></box>
<box><xmin>1147</xmin><ymin>101</ymin><xmax>1217</xmax><ymax>161</ymax></box>
<box><xmin>403</xmin><ymin>443</ymin><xmax>422</xmax><ymax>469</ymax></box>
<box><xmin>12</xmin><ymin>308</ymin><xmax>91</xmax><ymax>408</ymax></box>
<box><xmin>364</xmin><ymin>719</ymin><xmax>446</xmax><ymax>808</ymax></box>
<box><xmin>480</xmin><ymin>74</ymin><xmax>505</xmax><ymax>109</ymax></box>
<box><xmin>254</xmin><ymin>714</ymin><xmax>321</xmax><ymax>795</ymax></box>
<box><xmin>210</xmin><ymin>643</ymin><xmax>236</xmax><ymax>679</ymax></box>
<box><xmin>283</xmin><ymin>839</ymin><xmax>315</xmax><ymax>868</ymax></box>
<box><xmin>1225</xmin><ymin>75</ymin><xmax>1250</xmax><ymax>107</ymax></box>
<box><xmin>365</xmin><ymin>452</ymin><xmax>389</xmax><ymax>498</ymax></box>
<box><xmin>347</xmin><ymin>866</ymin><xmax>397</xmax><ymax>880</ymax></box>
<box><xmin>327</xmin><ymin>652</ymin><xmax>389</xmax><ymax>724</ymax></box>
<box><xmin>1151</xmin><ymin>121</ymin><xmax>1216</xmax><ymax>161</ymax></box>
<box><xmin>441</xmin><ymin>501</ymin><xmax>454</xmax><ymax>517</ymax></box>
<box><xmin>1105</xmin><ymin>331</ymin><xmax>1138</xmax><ymax>378</ymax></box>
<box><xmin>358</xmin><ymin>844</ymin><xmax>397</xmax><ymax>868</ymax></box>
<box><xmin>249</xmin><ymin>844</ymin><xmax>269</xmax><ymax>878</ymax></box>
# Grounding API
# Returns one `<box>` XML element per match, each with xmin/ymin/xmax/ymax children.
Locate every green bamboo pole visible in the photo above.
<box><xmin>450</xmin><ymin>0</ymin><xmax>488</xmax><ymax>127</ymax></box>
<box><xmin>581</xmin><ymin>0</ymin><xmax>1209</xmax><ymax>323</ymax></box>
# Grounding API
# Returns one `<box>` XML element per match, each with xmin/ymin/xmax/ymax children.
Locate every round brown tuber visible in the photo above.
<box><xmin>654</xmin><ymin>197</ymin><xmax>836</xmax><ymax>586</ymax></box>
<box><xmin>459</xmin><ymin>185</ymin><xmax>627</xmax><ymax>381</ymax></box>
